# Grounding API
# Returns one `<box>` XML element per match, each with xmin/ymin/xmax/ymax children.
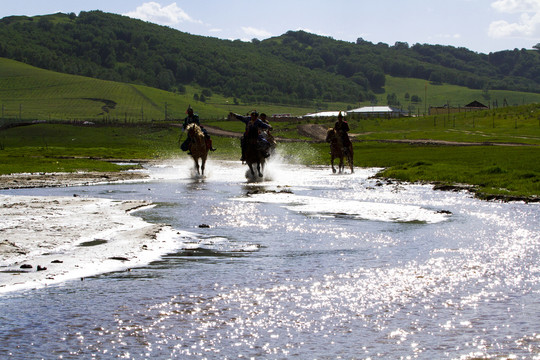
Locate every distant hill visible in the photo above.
<box><xmin>0</xmin><ymin>11</ymin><xmax>539</xmax><ymax>107</ymax></box>
<box><xmin>0</xmin><ymin>57</ymin><xmax>227</xmax><ymax>122</ymax></box>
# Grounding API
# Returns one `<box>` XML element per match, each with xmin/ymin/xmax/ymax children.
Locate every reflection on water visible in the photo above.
<box><xmin>0</xmin><ymin>158</ymin><xmax>539</xmax><ymax>359</ymax></box>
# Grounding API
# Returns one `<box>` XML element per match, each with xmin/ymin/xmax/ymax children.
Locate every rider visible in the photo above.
<box><xmin>230</xmin><ymin>111</ymin><xmax>273</xmax><ymax>161</ymax></box>
<box><xmin>181</xmin><ymin>106</ymin><xmax>216</xmax><ymax>153</ymax></box>
<box><xmin>259</xmin><ymin>113</ymin><xmax>276</xmax><ymax>149</ymax></box>
<box><xmin>334</xmin><ymin>112</ymin><xmax>352</xmax><ymax>152</ymax></box>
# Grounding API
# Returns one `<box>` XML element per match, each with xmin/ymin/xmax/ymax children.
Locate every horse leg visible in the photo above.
<box><xmin>331</xmin><ymin>156</ymin><xmax>336</xmax><ymax>173</ymax></box>
<box><xmin>257</xmin><ymin>161</ymin><xmax>263</xmax><ymax>177</ymax></box>
<box><xmin>348</xmin><ymin>150</ymin><xmax>354</xmax><ymax>173</ymax></box>
<box><xmin>248</xmin><ymin>163</ymin><xmax>255</xmax><ymax>177</ymax></box>
<box><xmin>201</xmin><ymin>156</ymin><xmax>206</xmax><ymax>176</ymax></box>
<box><xmin>193</xmin><ymin>158</ymin><xmax>200</xmax><ymax>175</ymax></box>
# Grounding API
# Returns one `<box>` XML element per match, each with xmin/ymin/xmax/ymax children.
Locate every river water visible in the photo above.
<box><xmin>0</xmin><ymin>158</ymin><xmax>539</xmax><ymax>359</ymax></box>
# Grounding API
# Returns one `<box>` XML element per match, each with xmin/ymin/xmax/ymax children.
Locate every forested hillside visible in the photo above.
<box><xmin>1</xmin><ymin>10</ymin><xmax>539</xmax><ymax>106</ymax></box>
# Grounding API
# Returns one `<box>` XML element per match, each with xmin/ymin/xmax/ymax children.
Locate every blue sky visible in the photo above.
<box><xmin>1</xmin><ymin>0</ymin><xmax>539</xmax><ymax>54</ymax></box>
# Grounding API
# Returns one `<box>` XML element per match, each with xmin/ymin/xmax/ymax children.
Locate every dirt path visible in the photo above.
<box><xmin>202</xmin><ymin>125</ymin><xmax>304</xmax><ymax>143</ymax></box>
<box><xmin>373</xmin><ymin>139</ymin><xmax>538</xmax><ymax>146</ymax></box>
<box><xmin>203</xmin><ymin>124</ymin><xmax>331</xmax><ymax>143</ymax></box>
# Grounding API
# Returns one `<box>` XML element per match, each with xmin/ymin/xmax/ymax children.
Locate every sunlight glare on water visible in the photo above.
<box><xmin>0</xmin><ymin>158</ymin><xmax>538</xmax><ymax>359</ymax></box>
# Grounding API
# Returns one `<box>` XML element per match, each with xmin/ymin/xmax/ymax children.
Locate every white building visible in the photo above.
<box><xmin>347</xmin><ymin>106</ymin><xmax>406</xmax><ymax>118</ymax></box>
<box><xmin>303</xmin><ymin>111</ymin><xmax>347</xmax><ymax>118</ymax></box>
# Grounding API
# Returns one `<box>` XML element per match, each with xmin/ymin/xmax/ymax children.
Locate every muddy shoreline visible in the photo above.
<box><xmin>0</xmin><ymin>171</ymin><xmax>149</xmax><ymax>190</ymax></box>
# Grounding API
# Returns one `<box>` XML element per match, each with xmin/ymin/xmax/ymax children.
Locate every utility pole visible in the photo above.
<box><xmin>424</xmin><ymin>82</ymin><xmax>427</xmax><ymax>116</ymax></box>
<box><xmin>164</xmin><ymin>102</ymin><xmax>168</xmax><ymax>121</ymax></box>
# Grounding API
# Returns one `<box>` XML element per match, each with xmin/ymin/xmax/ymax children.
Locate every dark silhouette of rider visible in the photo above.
<box><xmin>230</xmin><ymin>111</ymin><xmax>272</xmax><ymax>161</ymax></box>
<box><xmin>181</xmin><ymin>106</ymin><xmax>216</xmax><ymax>153</ymax></box>
<box><xmin>334</xmin><ymin>112</ymin><xmax>352</xmax><ymax>150</ymax></box>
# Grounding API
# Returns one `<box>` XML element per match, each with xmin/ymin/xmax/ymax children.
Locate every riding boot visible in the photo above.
<box><xmin>206</xmin><ymin>138</ymin><xmax>216</xmax><ymax>151</ymax></box>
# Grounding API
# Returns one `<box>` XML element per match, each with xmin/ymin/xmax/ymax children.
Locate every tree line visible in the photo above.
<box><xmin>0</xmin><ymin>11</ymin><xmax>539</xmax><ymax>106</ymax></box>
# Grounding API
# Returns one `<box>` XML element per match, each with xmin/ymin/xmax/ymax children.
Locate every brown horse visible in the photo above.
<box><xmin>186</xmin><ymin>123</ymin><xmax>209</xmax><ymax>176</ymax></box>
<box><xmin>326</xmin><ymin>128</ymin><xmax>354</xmax><ymax>174</ymax></box>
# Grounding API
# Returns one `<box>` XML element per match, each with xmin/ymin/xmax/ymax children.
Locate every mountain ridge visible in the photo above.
<box><xmin>0</xmin><ymin>10</ymin><xmax>539</xmax><ymax>106</ymax></box>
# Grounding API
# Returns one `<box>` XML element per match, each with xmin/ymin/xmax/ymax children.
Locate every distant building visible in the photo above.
<box><xmin>464</xmin><ymin>100</ymin><xmax>489</xmax><ymax>109</ymax></box>
<box><xmin>429</xmin><ymin>100</ymin><xmax>489</xmax><ymax>115</ymax></box>
<box><xmin>347</xmin><ymin>106</ymin><xmax>407</xmax><ymax>118</ymax></box>
<box><xmin>303</xmin><ymin>111</ymin><xmax>347</xmax><ymax>118</ymax></box>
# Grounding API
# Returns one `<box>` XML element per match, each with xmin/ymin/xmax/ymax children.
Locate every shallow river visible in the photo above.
<box><xmin>1</xmin><ymin>159</ymin><xmax>539</xmax><ymax>359</ymax></box>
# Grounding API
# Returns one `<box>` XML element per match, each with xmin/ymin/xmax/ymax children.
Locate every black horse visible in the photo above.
<box><xmin>244</xmin><ymin>136</ymin><xmax>267</xmax><ymax>178</ymax></box>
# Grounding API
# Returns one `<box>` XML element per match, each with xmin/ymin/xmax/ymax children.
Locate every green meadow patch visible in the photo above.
<box><xmin>0</xmin><ymin>123</ymin><xmax>182</xmax><ymax>174</ymax></box>
<box><xmin>366</xmin><ymin>144</ymin><xmax>540</xmax><ymax>198</ymax></box>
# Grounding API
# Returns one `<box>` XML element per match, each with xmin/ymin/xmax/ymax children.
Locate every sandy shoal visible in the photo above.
<box><xmin>0</xmin><ymin>193</ymin><xmax>181</xmax><ymax>294</ymax></box>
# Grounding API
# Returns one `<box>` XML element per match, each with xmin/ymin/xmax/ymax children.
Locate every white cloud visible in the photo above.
<box><xmin>491</xmin><ymin>0</ymin><xmax>540</xmax><ymax>13</ymax></box>
<box><xmin>489</xmin><ymin>0</ymin><xmax>540</xmax><ymax>38</ymax></box>
<box><xmin>124</xmin><ymin>2</ymin><xmax>201</xmax><ymax>26</ymax></box>
<box><xmin>241</xmin><ymin>26</ymin><xmax>272</xmax><ymax>39</ymax></box>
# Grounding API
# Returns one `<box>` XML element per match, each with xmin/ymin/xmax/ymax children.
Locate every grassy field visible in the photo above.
<box><xmin>380</xmin><ymin>76</ymin><xmax>540</xmax><ymax>113</ymax></box>
<box><xmin>0</xmin><ymin>58</ymin><xmax>228</xmax><ymax>122</ymax></box>
<box><xmin>0</xmin><ymin>57</ymin><xmax>318</xmax><ymax>121</ymax></box>
<box><xmin>1</xmin><ymin>57</ymin><xmax>539</xmax><ymax>200</ymax></box>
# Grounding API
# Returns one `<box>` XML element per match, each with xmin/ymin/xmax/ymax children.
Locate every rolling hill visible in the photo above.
<box><xmin>2</xmin><ymin>56</ymin><xmax>540</xmax><ymax>123</ymax></box>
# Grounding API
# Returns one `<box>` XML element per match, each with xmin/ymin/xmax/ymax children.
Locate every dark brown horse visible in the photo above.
<box><xmin>244</xmin><ymin>137</ymin><xmax>266</xmax><ymax>178</ymax></box>
<box><xmin>326</xmin><ymin>128</ymin><xmax>354</xmax><ymax>174</ymax></box>
<box><xmin>185</xmin><ymin>123</ymin><xmax>209</xmax><ymax>176</ymax></box>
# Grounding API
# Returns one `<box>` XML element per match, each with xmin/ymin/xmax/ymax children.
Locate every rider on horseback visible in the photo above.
<box><xmin>181</xmin><ymin>106</ymin><xmax>216</xmax><ymax>154</ymax></box>
<box><xmin>334</xmin><ymin>112</ymin><xmax>352</xmax><ymax>153</ymax></box>
<box><xmin>230</xmin><ymin>111</ymin><xmax>273</xmax><ymax>161</ymax></box>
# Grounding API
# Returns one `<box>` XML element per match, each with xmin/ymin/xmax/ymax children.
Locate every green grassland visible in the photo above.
<box><xmin>4</xmin><ymin>57</ymin><xmax>540</xmax><ymax>122</ymax></box>
<box><xmin>1</xmin><ymin>58</ymin><xmax>539</xmax><ymax>200</ymax></box>
<box><xmin>0</xmin><ymin>57</ymin><xmax>317</xmax><ymax>121</ymax></box>
<box><xmin>381</xmin><ymin>76</ymin><xmax>540</xmax><ymax>112</ymax></box>
<box><xmin>0</xmin><ymin>58</ymin><xmax>226</xmax><ymax>122</ymax></box>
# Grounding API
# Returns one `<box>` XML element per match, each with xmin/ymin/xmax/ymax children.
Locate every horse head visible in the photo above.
<box><xmin>326</xmin><ymin>128</ymin><xmax>336</xmax><ymax>143</ymax></box>
<box><xmin>186</xmin><ymin>123</ymin><xmax>203</xmax><ymax>139</ymax></box>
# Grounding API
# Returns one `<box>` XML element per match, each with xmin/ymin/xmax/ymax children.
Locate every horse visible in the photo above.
<box><xmin>227</xmin><ymin>112</ymin><xmax>271</xmax><ymax>178</ymax></box>
<box><xmin>326</xmin><ymin>128</ymin><xmax>354</xmax><ymax>174</ymax></box>
<box><xmin>185</xmin><ymin>123</ymin><xmax>209</xmax><ymax>176</ymax></box>
<box><xmin>244</xmin><ymin>136</ymin><xmax>267</xmax><ymax>178</ymax></box>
